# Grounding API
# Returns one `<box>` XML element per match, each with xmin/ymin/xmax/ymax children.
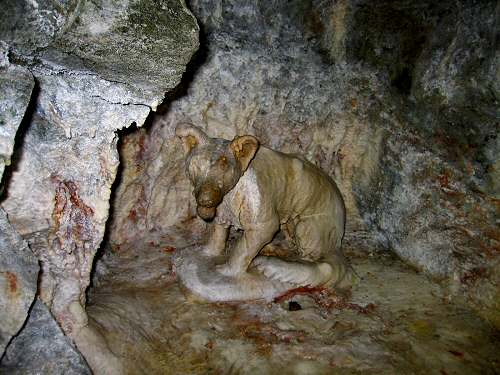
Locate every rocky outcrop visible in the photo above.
<box><xmin>0</xmin><ymin>0</ymin><xmax>199</xmax><ymax>371</ymax></box>
<box><xmin>0</xmin><ymin>41</ymin><xmax>34</xmax><ymax>182</ymax></box>
<box><xmin>0</xmin><ymin>210</ymin><xmax>38</xmax><ymax>356</ymax></box>
<box><xmin>0</xmin><ymin>299</ymin><xmax>91</xmax><ymax>374</ymax></box>
<box><xmin>0</xmin><ymin>39</ymin><xmax>38</xmax><ymax>358</ymax></box>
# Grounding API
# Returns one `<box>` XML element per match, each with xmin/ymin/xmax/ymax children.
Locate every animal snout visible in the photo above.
<box><xmin>195</xmin><ymin>184</ymin><xmax>222</xmax><ymax>207</ymax></box>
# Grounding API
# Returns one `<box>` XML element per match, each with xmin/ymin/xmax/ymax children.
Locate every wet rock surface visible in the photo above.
<box><xmin>89</xmin><ymin>240</ymin><xmax>500</xmax><ymax>374</ymax></box>
<box><xmin>0</xmin><ymin>299</ymin><xmax>91</xmax><ymax>374</ymax></box>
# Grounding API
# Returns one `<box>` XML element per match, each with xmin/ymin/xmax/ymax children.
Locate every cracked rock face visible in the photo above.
<box><xmin>0</xmin><ymin>299</ymin><xmax>91</xmax><ymax>374</ymax></box>
<box><xmin>0</xmin><ymin>38</ymin><xmax>38</xmax><ymax>358</ymax></box>
<box><xmin>0</xmin><ymin>40</ymin><xmax>34</xmax><ymax>184</ymax></box>
<box><xmin>0</xmin><ymin>209</ymin><xmax>38</xmax><ymax>355</ymax></box>
<box><xmin>0</xmin><ymin>0</ymin><xmax>199</xmax><ymax>371</ymax></box>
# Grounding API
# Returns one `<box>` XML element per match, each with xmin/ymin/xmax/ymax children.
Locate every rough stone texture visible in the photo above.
<box><xmin>0</xmin><ymin>40</ymin><xmax>34</xmax><ymax>185</ymax></box>
<box><xmin>89</xmin><ymin>241</ymin><xmax>500</xmax><ymax>374</ymax></box>
<box><xmin>346</xmin><ymin>0</ymin><xmax>500</xmax><ymax>328</ymax></box>
<box><xmin>1</xmin><ymin>298</ymin><xmax>91</xmax><ymax>375</ymax></box>
<box><xmin>0</xmin><ymin>38</ymin><xmax>38</xmax><ymax>357</ymax></box>
<box><xmin>0</xmin><ymin>0</ymin><xmax>199</xmax><ymax>372</ymax></box>
<box><xmin>0</xmin><ymin>209</ymin><xmax>38</xmax><ymax>356</ymax></box>
<box><xmin>103</xmin><ymin>0</ymin><xmax>499</xmax><ymax>329</ymax></box>
<box><xmin>106</xmin><ymin>0</ymin><xmax>388</xmax><ymax>251</ymax></box>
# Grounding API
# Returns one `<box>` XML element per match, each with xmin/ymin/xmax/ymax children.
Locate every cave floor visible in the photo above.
<box><xmin>88</xmin><ymin>239</ymin><xmax>500</xmax><ymax>375</ymax></box>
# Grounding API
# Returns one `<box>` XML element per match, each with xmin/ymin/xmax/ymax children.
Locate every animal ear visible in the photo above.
<box><xmin>230</xmin><ymin>135</ymin><xmax>259</xmax><ymax>172</ymax></box>
<box><xmin>175</xmin><ymin>122</ymin><xmax>209</xmax><ymax>153</ymax></box>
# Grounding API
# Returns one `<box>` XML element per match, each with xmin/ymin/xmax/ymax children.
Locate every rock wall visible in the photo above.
<box><xmin>346</xmin><ymin>0</ymin><xmax>500</xmax><ymax>327</ymax></box>
<box><xmin>1</xmin><ymin>299</ymin><xmax>91</xmax><ymax>374</ymax></box>
<box><xmin>0</xmin><ymin>0</ymin><xmax>199</xmax><ymax>372</ymax></box>
<box><xmin>105</xmin><ymin>0</ymin><xmax>499</xmax><ymax>328</ymax></box>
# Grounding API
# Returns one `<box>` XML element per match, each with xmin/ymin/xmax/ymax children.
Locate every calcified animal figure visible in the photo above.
<box><xmin>176</xmin><ymin>123</ymin><xmax>349</xmax><ymax>295</ymax></box>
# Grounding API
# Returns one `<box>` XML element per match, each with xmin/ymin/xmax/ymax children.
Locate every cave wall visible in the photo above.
<box><xmin>106</xmin><ymin>0</ymin><xmax>499</xmax><ymax>328</ymax></box>
<box><xmin>1</xmin><ymin>0</ymin><xmax>498</xmax><ymax>371</ymax></box>
<box><xmin>346</xmin><ymin>0</ymin><xmax>500</xmax><ymax>326</ymax></box>
<box><xmin>0</xmin><ymin>41</ymin><xmax>39</xmax><ymax>356</ymax></box>
<box><xmin>0</xmin><ymin>0</ymin><xmax>199</xmax><ymax>372</ymax></box>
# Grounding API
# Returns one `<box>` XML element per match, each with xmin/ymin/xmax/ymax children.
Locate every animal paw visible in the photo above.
<box><xmin>253</xmin><ymin>257</ymin><xmax>299</xmax><ymax>284</ymax></box>
<box><xmin>215</xmin><ymin>263</ymin><xmax>241</xmax><ymax>278</ymax></box>
<box><xmin>252</xmin><ymin>256</ymin><xmax>325</xmax><ymax>286</ymax></box>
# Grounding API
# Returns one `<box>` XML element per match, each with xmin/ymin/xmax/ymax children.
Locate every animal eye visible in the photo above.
<box><xmin>218</xmin><ymin>156</ymin><xmax>228</xmax><ymax>170</ymax></box>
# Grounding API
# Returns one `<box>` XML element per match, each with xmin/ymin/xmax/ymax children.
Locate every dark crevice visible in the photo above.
<box><xmin>0</xmin><ymin>78</ymin><xmax>40</xmax><ymax>203</ymax></box>
<box><xmin>0</xmin><ymin>290</ymin><xmax>39</xmax><ymax>364</ymax></box>
<box><xmin>87</xmin><ymin>121</ymin><xmax>140</xmax><ymax>293</ymax></box>
<box><xmin>391</xmin><ymin>66</ymin><xmax>412</xmax><ymax>95</ymax></box>
<box><xmin>88</xmin><ymin>3</ymin><xmax>209</xmax><ymax>294</ymax></box>
<box><xmin>156</xmin><ymin>13</ymin><xmax>209</xmax><ymax>115</ymax></box>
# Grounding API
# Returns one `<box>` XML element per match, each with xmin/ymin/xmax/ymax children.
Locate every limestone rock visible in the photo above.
<box><xmin>0</xmin><ymin>40</ymin><xmax>34</xmax><ymax>183</ymax></box>
<box><xmin>347</xmin><ymin>0</ymin><xmax>500</xmax><ymax>327</ymax></box>
<box><xmin>0</xmin><ymin>299</ymin><xmax>91</xmax><ymax>374</ymax></box>
<box><xmin>0</xmin><ymin>0</ymin><xmax>199</xmax><ymax>371</ymax></box>
<box><xmin>0</xmin><ymin>208</ymin><xmax>38</xmax><ymax>355</ymax></box>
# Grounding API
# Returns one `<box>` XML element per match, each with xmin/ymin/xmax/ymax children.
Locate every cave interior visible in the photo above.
<box><xmin>0</xmin><ymin>0</ymin><xmax>499</xmax><ymax>374</ymax></box>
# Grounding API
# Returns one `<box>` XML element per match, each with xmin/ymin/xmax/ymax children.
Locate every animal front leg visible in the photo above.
<box><xmin>204</xmin><ymin>224</ymin><xmax>229</xmax><ymax>256</ymax></box>
<box><xmin>216</xmin><ymin>223</ymin><xmax>278</xmax><ymax>277</ymax></box>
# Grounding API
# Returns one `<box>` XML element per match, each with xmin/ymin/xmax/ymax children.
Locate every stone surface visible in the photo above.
<box><xmin>106</xmin><ymin>0</ymin><xmax>387</xmax><ymax>251</ymax></box>
<box><xmin>347</xmin><ymin>0</ymin><xmax>500</xmax><ymax>328</ymax></box>
<box><xmin>0</xmin><ymin>209</ymin><xmax>38</xmax><ymax>356</ymax></box>
<box><xmin>0</xmin><ymin>40</ymin><xmax>34</xmax><ymax>184</ymax></box>
<box><xmin>89</xmin><ymin>241</ymin><xmax>500</xmax><ymax>374</ymax></box>
<box><xmin>104</xmin><ymin>0</ymin><xmax>499</xmax><ymax>328</ymax></box>
<box><xmin>0</xmin><ymin>0</ymin><xmax>199</xmax><ymax>371</ymax></box>
<box><xmin>1</xmin><ymin>298</ymin><xmax>91</xmax><ymax>375</ymax></box>
<box><xmin>0</xmin><ymin>37</ymin><xmax>38</xmax><ymax>358</ymax></box>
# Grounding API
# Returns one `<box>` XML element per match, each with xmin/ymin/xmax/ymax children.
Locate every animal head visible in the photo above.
<box><xmin>175</xmin><ymin>123</ymin><xmax>259</xmax><ymax>221</ymax></box>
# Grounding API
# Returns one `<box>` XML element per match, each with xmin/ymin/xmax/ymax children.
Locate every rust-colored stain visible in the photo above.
<box><xmin>273</xmin><ymin>286</ymin><xmax>327</xmax><ymax>304</ymax></box>
<box><xmin>161</xmin><ymin>246</ymin><xmax>176</xmax><ymax>253</ymax></box>
<box><xmin>49</xmin><ymin>175</ymin><xmax>98</xmax><ymax>260</ymax></box>
<box><xmin>438</xmin><ymin>173</ymin><xmax>450</xmax><ymax>189</ymax></box>
<box><xmin>128</xmin><ymin>209</ymin><xmax>138</xmax><ymax>222</ymax></box>
<box><xmin>50</xmin><ymin>176</ymin><xmax>94</xmax><ymax>234</ymax></box>
<box><xmin>448</xmin><ymin>350</ymin><xmax>464</xmax><ymax>358</ymax></box>
<box><xmin>135</xmin><ymin>133</ymin><xmax>147</xmax><ymax>166</ymax></box>
<box><xmin>4</xmin><ymin>271</ymin><xmax>18</xmax><ymax>295</ymax></box>
<box><xmin>460</xmin><ymin>267</ymin><xmax>487</xmax><ymax>287</ymax></box>
<box><xmin>204</xmin><ymin>340</ymin><xmax>214</xmax><ymax>350</ymax></box>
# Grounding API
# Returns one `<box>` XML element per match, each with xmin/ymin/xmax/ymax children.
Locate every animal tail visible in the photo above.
<box><xmin>251</xmin><ymin>255</ymin><xmax>352</xmax><ymax>288</ymax></box>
